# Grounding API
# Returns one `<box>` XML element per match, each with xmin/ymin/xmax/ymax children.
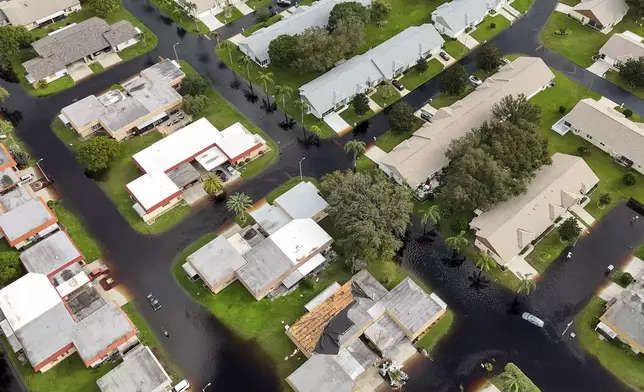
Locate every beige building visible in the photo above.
<box><xmin>59</xmin><ymin>59</ymin><xmax>185</xmax><ymax>141</ymax></box>
<box><xmin>379</xmin><ymin>57</ymin><xmax>555</xmax><ymax>191</ymax></box>
<box><xmin>470</xmin><ymin>153</ymin><xmax>599</xmax><ymax>265</ymax></box>
<box><xmin>0</xmin><ymin>0</ymin><xmax>81</xmax><ymax>30</ymax></box>
<box><xmin>553</xmin><ymin>98</ymin><xmax>644</xmax><ymax>175</ymax></box>
<box><xmin>599</xmin><ymin>31</ymin><xmax>644</xmax><ymax>68</ymax></box>
<box><xmin>570</xmin><ymin>0</ymin><xmax>629</xmax><ymax>33</ymax></box>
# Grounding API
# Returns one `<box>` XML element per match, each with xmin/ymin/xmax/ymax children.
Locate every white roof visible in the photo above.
<box><xmin>282</xmin><ymin>253</ymin><xmax>327</xmax><ymax>288</ymax></box>
<box><xmin>274</xmin><ymin>181</ymin><xmax>328</xmax><ymax>219</ymax></box>
<box><xmin>61</xmin><ymin>95</ymin><xmax>104</xmax><ymax>128</ymax></box>
<box><xmin>269</xmin><ymin>218</ymin><xmax>332</xmax><ymax>264</ymax></box>
<box><xmin>217</xmin><ymin>122</ymin><xmax>265</xmax><ymax>160</ymax></box>
<box><xmin>56</xmin><ymin>271</ymin><xmax>90</xmax><ymax>297</ymax></box>
<box><xmin>380</xmin><ymin>57</ymin><xmax>555</xmax><ymax>188</ymax></box>
<box><xmin>600</xmin><ymin>31</ymin><xmax>644</xmax><ymax>62</ymax></box>
<box><xmin>299</xmin><ymin>24</ymin><xmax>444</xmax><ymax>117</ymax></box>
<box><xmin>238</xmin><ymin>0</ymin><xmax>371</xmax><ymax>64</ymax></box>
<box><xmin>0</xmin><ymin>273</ymin><xmax>61</xmax><ymax>331</ymax></box>
<box><xmin>470</xmin><ymin>153</ymin><xmax>599</xmax><ymax>263</ymax></box>
<box><xmin>126</xmin><ymin>172</ymin><xmax>180</xmax><ymax>212</ymax></box>
<box><xmin>432</xmin><ymin>0</ymin><xmax>504</xmax><ymax>36</ymax></box>
<box><xmin>573</xmin><ymin>0</ymin><xmax>629</xmax><ymax>27</ymax></box>
<box><xmin>195</xmin><ymin>146</ymin><xmax>228</xmax><ymax>171</ymax></box>
<box><xmin>133</xmin><ymin>118</ymin><xmax>222</xmax><ymax>173</ymax></box>
<box><xmin>249</xmin><ymin>203</ymin><xmax>292</xmax><ymax>235</ymax></box>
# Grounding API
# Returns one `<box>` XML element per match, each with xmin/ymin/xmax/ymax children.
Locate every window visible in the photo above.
<box><xmin>586</xmin><ymin>134</ymin><xmax>592</xmax><ymax>140</ymax></box>
<box><xmin>600</xmin><ymin>142</ymin><xmax>605</xmax><ymax>146</ymax></box>
<box><xmin>564</xmin><ymin>121</ymin><xmax>571</xmax><ymax>127</ymax></box>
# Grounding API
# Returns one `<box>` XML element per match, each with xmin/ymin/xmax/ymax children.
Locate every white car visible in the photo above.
<box><xmin>522</xmin><ymin>312</ymin><xmax>544</xmax><ymax>328</ymax></box>
<box><xmin>469</xmin><ymin>75</ymin><xmax>482</xmax><ymax>86</ymax></box>
<box><xmin>171</xmin><ymin>380</ymin><xmax>190</xmax><ymax>392</ymax></box>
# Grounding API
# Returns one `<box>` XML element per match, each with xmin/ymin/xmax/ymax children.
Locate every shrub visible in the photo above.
<box><xmin>490</xmin><ymin>22</ymin><xmax>496</xmax><ymax>29</ymax></box>
<box><xmin>36</xmin><ymin>80</ymin><xmax>48</xmax><ymax>89</ymax></box>
<box><xmin>624</xmin><ymin>109</ymin><xmax>633</xmax><ymax>118</ymax></box>
<box><xmin>621</xmin><ymin>272</ymin><xmax>634</xmax><ymax>286</ymax></box>
<box><xmin>559</xmin><ymin>105</ymin><xmax>566</xmax><ymax>113</ymax></box>
<box><xmin>623</xmin><ymin>172</ymin><xmax>636</xmax><ymax>186</ymax></box>
<box><xmin>257</xmin><ymin>8</ymin><xmax>271</xmax><ymax>22</ymax></box>
<box><xmin>554</xmin><ymin>217</ymin><xmax>562</xmax><ymax>224</ymax></box>
<box><xmin>599</xmin><ymin>192</ymin><xmax>612</xmax><ymax>206</ymax></box>
<box><xmin>577</xmin><ymin>145</ymin><xmax>590</xmax><ymax>157</ymax></box>
<box><xmin>450</xmin><ymin>215</ymin><xmax>468</xmax><ymax>233</ymax></box>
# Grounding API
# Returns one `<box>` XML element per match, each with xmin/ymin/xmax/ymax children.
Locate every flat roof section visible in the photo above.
<box><xmin>186</xmin><ymin>236</ymin><xmax>247</xmax><ymax>291</ymax></box>
<box><xmin>274</xmin><ymin>181</ymin><xmax>328</xmax><ymax>220</ymax></box>
<box><xmin>217</xmin><ymin>122</ymin><xmax>265</xmax><ymax>160</ymax></box>
<box><xmin>195</xmin><ymin>146</ymin><xmax>228</xmax><ymax>171</ymax></box>
<box><xmin>0</xmin><ymin>273</ymin><xmax>63</xmax><ymax>331</ymax></box>
<box><xmin>97</xmin><ymin>345</ymin><xmax>172</xmax><ymax>392</ymax></box>
<box><xmin>286</xmin><ymin>354</ymin><xmax>354</xmax><ymax>392</ymax></box>
<box><xmin>167</xmin><ymin>162</ymin><xmax>201</xmax><ymax>189</ymax></box>
<box><xmin>60</xmin><ymin>95</ymin><xmax>105</xmax><ymax>128</ymax></box>
<box><xmin>126</xmin><ymin>172</ymin><xmax>181</xmax><ymax>212</ymax></box>
<box><xmin>0</xmin><ymin>185</ymin><xmax>33</xmax><ymax>212</ymax></box>
<box><xmin>249</xmin><ymin>204</ymin><xmax>292</xmax><ymax>235</ymax></box>
<box><xmin>269</xmin><ymin>218</ymin><xmax>332</xmax><ymax>264</ymax></box>
<box><xmin>140</xmin><ymin>58</ymin><xmax>185</xmax><ymax>86</ymax></box>
<box><xmin>0</xmin><ymin>198</ymin><xmax>57</xmax><ymax>245</ymax></box>
<box><xmin>236</xmin><ymin>238</ymin><xmax>294</xmax><ymax>298</ymax></box>
<box><xmin>19</xmin><ymin>231</ymin><xmax>83</xmax><ymax>276</ymax></box>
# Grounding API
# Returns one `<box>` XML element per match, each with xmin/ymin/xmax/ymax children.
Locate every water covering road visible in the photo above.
<box><xmin>0</xmin><ymin>0</ymin><xmax>643</xmax><ymax>390</ymax></box>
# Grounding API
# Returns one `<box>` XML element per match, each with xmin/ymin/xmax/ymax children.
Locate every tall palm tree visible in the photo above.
<box><xmin>309</xmin><ymin>125</ymin><xmax>322</xmax><ymax>143</ymax></box>
<box><xmin>515</xmin><ymin>273</ymin><xmax>536</xmax><ymax>302</ymax></box>
<box><xmin>445</xmin><ymin>230</ymin><xmax>469</xmax><ymax>254</ymax></box>
<box><xmin>238</xmin><ymin>55</ymin><xmax>255</xmax><ymax>94</ymax></box>
<box><xmin>293</xmin><ymin>98</ymin><xmax>307</xmax><ymax>139</ymax></box>
<box><xmin>474</xmin><ymin>251</ymin><xmax>496</xmax><ymax>281</ymax></box>
<box><xmin>219</xmin><ymin>40</ymin><xmax>236</xmax><ymax>64</ymax></box>
<box><xmin>186</xmin><ymin>1</ymin><xmax>199</xmax><ymax>31</ymax></box>
<box><xmin>274</xmin><ymin>85</ymin><xmax>293</xmax><ymax>123</ymax></box>
<box><xmin>421</xmin><ymin>205</ymin><xmax>440</xmax><ymax>234</ymax></box>
<box><xmin>499</xmin><ymin>369</ymin><xmax>521</xmax><ymax>392</ymax></box>
<box><xmin>344</xmin><ymin>140</ymin><xmax>366</xmax><ymax>171</ymax></box>
<box><xmin>210</xmin><ymin>31</ymin><xmax>221</xmax><ymax>45</ymax></box>
<box><xmin>172</xmin><ymin>7</ymin><xmax>183</xmax><ymax>21</ymax></box>
<box><xmin>256</xmin><ymin>71</ymin><xmax>274</xmax><ymax>106</ymax></box>
<box><xmin>202</xmin><ymin>173</ymin><xmax>224</xmax><ymax>196</ymax></box>
<box><xmin>226</xmin><ymin>192</ymin><xmax>253</xmax><ymax>223</ymax></box>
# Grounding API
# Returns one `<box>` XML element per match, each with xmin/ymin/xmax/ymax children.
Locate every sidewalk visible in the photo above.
<box><xmin>457</xmin><ymin>33</ymin><xmax>479</xmax><ymax>49</ymax></box>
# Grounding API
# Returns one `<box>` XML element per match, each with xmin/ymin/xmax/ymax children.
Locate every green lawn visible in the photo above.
<box><xmin>242</xmin><ymin>14</ymin><xmax>283</xmax><ymax>37</ymax></box>
<box><xmin>442</xmin><ymin>38</ymin><xmax>469</xmax><ymax>60</ymax></box>
<box><xmin>490</xmin><ymin>363</ymin><xmax>540</xmax><ymax>392</ymax></box>
<box><xmin>50</xmin><ymin>201</ymin><xmax>102</xmax><ymax>262</ymax></box>
<box><xmin>51</xmin><ymin>118</ymin><xmax>79</xmax><ymax>148</ymax></box>
<box><xmin>510</xmin><ymin>0</ymin><xmax>535</xmax><ymax>13</ymax></box>
<box><xmin>247</xmin><ymin>0</ymin><xmax>275</xmax><ymax>8</ymax></box>
<box><xmin>216</xmin><ymin>6</ymin><xmax>244</xmax><ymax>24</ymax></box>
<box><xmin>577</xmin><ymin>296</ymin><xmax>644</xmax><ymax>391</ymax></box>
<box><xmin>614</xmin><ymin>105</ymin><xmax>644</xmax><ymax>123</ymax></box>
<box><xmin>430</xmin><ymin>84</ymin><xmax>475</xmax><ymax>109</ymax></box>
<box><xmin>89</xmin><ymin>62</ymin><xmax>104</xmax><ymax>74</ymax></box>
<box><xmin>605</xmin><ymin>70</ymin><xmax>644</xmax><ymax>100</ymax></box>
<box><xmin>374</xmin><ymin>118</ymin><xmax>424</xmax><ymax>152</ymax></box>
<box><xmin>150</xmin><ymin>0</ymin><xmax>210</xmax><ymax>34</ymax></box>
<box><xmin>355</xmin><ymin>154</ymin><xmax>377</xmax><ymax>172</ymax></box>
<box><xmin>415</xmin><ymin>310</ymin><xmax>455</xmax><ymax>352</ymax></box>
<box><xmin>370</xmin><ymin>84</ymin><xmax>402</xmax><ymax>108</ymax></box>
<box><xmin>340</xmin><ymin>107</ymin><xmax>375</xmax><ymax>127</ymax></box>
<box><xmin>399</xmin><ymin>59</ymin><xmax>444</xmax><ymax>91</ymax></box>
<box><xmin>265</xmin><ymin>176</ymin><xmax>318</xmax><ymax>204</ymax></box>
<box><xmin>470</xmin><ymin>13</ymin><xmax>512</xmax><ymax>43</ymax></box>
<box><xmin>559</xmin><ymin>0</ymin><xmax>580</xmax><ymax>5</ymax></box>
<box><xmin>12</xmin><ymin>1</ymin><xmax>157</xmax><ymax>96</ymax></box>
<box><xmin>1</xmin><ymin>336</ymin><xmax>118</xmax><ymax>392</ymax></box>
<box><xmin>524</xmin><ymin>227</ymin><xmax>567</xmax><ymax>275</ymax></box>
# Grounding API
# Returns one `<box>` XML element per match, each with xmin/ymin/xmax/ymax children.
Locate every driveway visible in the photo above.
<box><xmin>66</xmin><ymin>61</ymin><xmax>93</xmax><ymax>82</ymax></box>
<box><xmin>586</xmin><ymin>59</ymin><xmax>612</xmax><ymax>77</ymax></box>
<box><xmin>235</xmin><ymin>2</ymin><xmax>254</xmax><ymax>15</ymax></box>
<box><xmin>364</xmin><ymin>145</ymin><xmax>387</xmax><ymax>165</ymax></box>
<box><xmin>555</xmin><ymin>2</ymin><xmax>573</xmax><ymax>13</ymax></box>
<box><xmin>200</xmin><ymin>12</ymin><xmax>224</xmax><ymax>31</ymax></box>
<box><xmin>457</xmin><ymin>33</ymin><xmax>479</xmax><ymax>49</ymax></box>
<box><xmin>323</xmin><ymin>112</ymin><xmax>351</xmax><ymax>134</ymax></box>
<box><xmin>96</xmin><ymin>52</ymin><xmax>122</xmax><ymax>69</ymax></box>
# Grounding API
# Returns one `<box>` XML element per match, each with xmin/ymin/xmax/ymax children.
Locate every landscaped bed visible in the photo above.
<box><xmin>216</xmin><ymin>6</ymin><xmax>244</xmax><ymax>24</ymax></box>
<box><xmin>470</xmin><ymin>13</ymin><xmax>511</xmax><ymax>43</ymax></box>
<box><xmin>150</xmin><ymin>0</ymin><xmax>210</xmax><ymax>34</ymax></box>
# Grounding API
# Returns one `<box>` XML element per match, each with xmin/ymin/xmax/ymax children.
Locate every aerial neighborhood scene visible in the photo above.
<box><xmin>1</xmin><ymin>0</ymin><xmax>644</xmax><ymax>390</ymax></box>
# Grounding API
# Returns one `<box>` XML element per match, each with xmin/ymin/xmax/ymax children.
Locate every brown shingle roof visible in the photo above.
<box><xmin>289</xmin><ymin>282</ymin><xmax>354</xmax><ymax>354</ymax></box>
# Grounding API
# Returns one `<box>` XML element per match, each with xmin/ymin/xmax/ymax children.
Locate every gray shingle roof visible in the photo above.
<box><xmin>599</xmin><ymin>31</ymin><xmax>644</xmax><ymax>63</ymax></box>
<box><xmin>102</xmin><ymin>20</ymin><xmax>138</xmax><ymax>47</ymax></box>
<box><xmin>19</xmin><ymin>231</ymin><xmax>82</xmax><ymax>276</ymax></box>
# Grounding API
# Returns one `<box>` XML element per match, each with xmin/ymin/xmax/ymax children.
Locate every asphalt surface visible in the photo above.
<box><xmin>0</xmin><ymin>0</ymin><xmax>643</xmax><ymax>390</ymax></box>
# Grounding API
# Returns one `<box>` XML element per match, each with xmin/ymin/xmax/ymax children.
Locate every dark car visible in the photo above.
<box><xmin>215</xmin><ymin>169</ymin><xmax>228</xmax><ymax>182</ymax></box>
<box><xmin>277</xmin><ymin>0</ymin><xmax>292</xmax><ymax>6</ymax></box>
<box><xmin>439</xmin><ymin>51</ymin><xmax>450</xmax><ymax>61</ymax></box>
<box><xmin>147</xmin><ymin>293</ymin><xmax>162</xmax><ymax>311</ymax></box>
<box><xmin>391</xmin><ymin>79</ymin><xmax>404</xmax><ymax>91</ymax></box>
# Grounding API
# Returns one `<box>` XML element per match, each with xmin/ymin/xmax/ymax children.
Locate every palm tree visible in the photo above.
<box><xmin>172</xmin><ymin>7</ymin><xmax>183</xmax><ymax>22</ymax></box>
<box><xmin>421</xmin><ymin>205</ymin><xmax>440</xmax><ymax>234</ymax></box>
<box><xmin>210</xmin><ymin>30</ymin><xmax>221</xmax><ymax>45</ymax></box>
<box><xmin>219</xmin><ymin>40</ymin><xmax>236</xmax><ymax>64</ymax></box>
<box><xmin>515</xmin><ymin>273</ymin><xmax>536</xmax><ymax>303</ymax></box>
<box><xmin>274</xmin><ymin>85</ymin><xmax>293</xmax><ymax>123</ymax></box>
<box><xmin>474</xmin><ymin>251</ymin><xmax>496</xmax><ymax>281</ymax></box>
<box><xmin>186</xmin><ymin>1</ymin><xmax>199</xmax><ymax>31</ymax></box>
<box><xmin>293</xmin><ymin>98</ymin><xmax>308</xmax><ymax>139</ymax></box>
<box><xmin>499</xmin><ymin>369</ymin><xmax>521</xmax><ymax>392</ymax></box>
<box><xmin>309</xmin><ymin>125</ymin><xmax>322</xmax><ymax>143</ymax></box>
<box><xmin>238</xmin><ymin>55</ymin><xmax>255</xmax><ymax>94</ymax></box>
<box><xmin>226</xmin><ymin>192</ymin><xmax>253</xmax><ymax>223</ymax></box>
<box><xmin>344</xmin><ymin>140</ymin><xmax>366</xmax><ymax>171</ymax></box>
<box><xmin>202</xmin><ymin>173</ymin><xmax>224</xmax><ymax>196</ymax></box>
<box><xmin>445</xmin><ymin>230</ymin><xmax>469</xmax><ymax>254</ymax></box>
<box><xmin>256</xmin><ymin>71</ymin><xmax>274</xmax><ymax>106</ymax></box>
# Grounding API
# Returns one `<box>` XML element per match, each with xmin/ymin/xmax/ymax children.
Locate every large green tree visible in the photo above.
<box><xmin>88</xmin><ymin>0</ymin><xmax>121</xmax><ymax>18</ymax></box>
<box><xmin>328</xmin><ymin>1</ymin><xmax>370</xmax><ymax>31</ymax></box>
<box><xmin>0</xmin><ymin>25</ymin><xmax>32</xmax><ymax>70</ymax></box>
<box><xmin>0</xmin><ymin>251</ymin><xmax>22</xmax><ymax>288</ymax></box>
<box><xmin>76</xmin><ymin>136</ymin><xmax>121</xmax><ymax>172</ymax></box>
<box><xmin>627</xmin><ymin>0</ymin><xmax>644</xmax><ymax>16</ymax></box>
<box><xmin>292</xmin><ymin>28</ymin><xmax>344</xmax><ymax>73</ymax></box>
<box><xmin>439</xmin><ymin>64</ymin><xmax>468</xmax><ymax>96</ymax></box>
<box><xmin>227</xmin><ymin>192</ymin><xmax>252</xmax><ymax>223</ymax></box>
<box><xmin>476</xmin><ymin>43</ymin><xmax>503</xmax><ymax>74</ymax></box>
<box><xmin>268</xmin><ymin>34</ymin><xmax>298</xmax><ymax>67</ymax></box>
<box><xmin>331</xmin><ymin>18</ymin><xmax>364</xmax><ymax>55</ymax></box>
<box><xmin>320</xmin><ymin>170</ymin><xmax>413</xmax><ymax>263</ymax></box>
<box><xmin>183</xmin><ymin>94</ymin><xmax>209</xmax><ymax>117</ymax></box>
<box><xmin>558</xmin><ymin>217</ymin><xmax>581</xmax><ymax>243</ymax></box>
<box><xmin>351</xmin><ymin>93</ymin><xmax>370</xmax><ymax>116</ymax></box>
<box><xmin>388</xmin><ymin>102</ymin><xmax>415</xmax><ymax>134</ymax></box>
<box><xmin>492</xmin><ymin>94</ymin><xmax>542</xmax><ymax>125</ymax></box>
<box><xmin>370</xmin><ymin>0</ymin><xmax>392</xmax><ymax>21</ymax></box>
<box><xmin>616</xmin><ymin>57</ymin><xmax>644</xmax><ymax>87</ymax></box>
<box><xmin>0</xmin><ymin>86</ymin><xmax>9</xmax><ymax>102</ymax></box>
<box><xmin>180</xmin><ymin>73</ymin><xmax>210</xmax><ymax>96</ymax></box>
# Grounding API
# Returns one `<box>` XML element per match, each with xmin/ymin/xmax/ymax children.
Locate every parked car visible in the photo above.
<box><xmin>171</xmin><ymin>380</ymin><xmax>190</xmax><ymax>392</ymax></box>
<box><xmin>19</xmin><ymin>173</ymin><xmax>34</xmax><ymax>183</ymax></box>
<box><xmin>178</xmin><ymin>114</ymin><xmax>185</xmax><ymax>120</ymax></box>
<box><xmin>420</xmin><ymin>111</ymin><xmax>433</xmax><ymax>122</ymax></box>
<box><xmin>522</xmin><ymin>312</ymin><xmax>544</xmax><ymax>328</ymax></box>
<box><xmin>606</xmin><ymin>264</ymin><xmax>615</xmax><ymax>274</ymax></box>
<box><xmin>146</xmin><ymin>293</ymin><xmax>162</xmax><ymax>311</ymax></box>
<box><xmin>391</xmin><ymin>79</ymin><xmax>404</xmax><ymax>91</ymax></box>
<box><xmin>215</xmin><ymin>169</ymin><xmax>228</xmax><ymax>182</ymax></box>
<box><xmin>500</xmin><ymin>57</ymin><xmax>510</xmax><ymax>65</ymax></box>
<box><xmin>277</xmin><ymin>0</ymin><xmax>291</xmax><ymax>6</ymax></box>
<box><xmin>439</xmin><ymin>51</ymin><xmax>450</xmax><ymax>61</ymax></box>
<box><xmin>469</xmin><ymin>75</ymin><xmax>482</xmax><ymax>86</ymax></box>
<box><xmin>224</xmin><ymin>164</ymin><xmax>238</xmax><ymax>176</ymax></box>
<box><xmin>172</xmin><ymin>118</ymin><xmax>180</xmax><ymax>124</ymax></box>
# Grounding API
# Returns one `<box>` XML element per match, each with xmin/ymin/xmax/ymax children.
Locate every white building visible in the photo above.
<box><xmin>0</xmin><ymin>0</ymin><xmax>81</xmax><ymax>30</ymax></box>
<box><xmin>431</xmin><ymin>0</ymin><xmax>506</xmax><ymax>38</ymax></box>
<box><xmin>570</xmin><ymin>0</ymin><xmax>629</xmax><ymax>33</ymax></box>
<box><xmin>598</xmin><ymin>31</ymin><xmax>644</xmax><ymax>68</ymax></box>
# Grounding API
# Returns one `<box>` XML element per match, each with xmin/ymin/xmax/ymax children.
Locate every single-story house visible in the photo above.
<box><xmin>0</xmin><ymin>0</ymin><xmax>81</xmax><ymax>30</ymax></box>
<box><xmin>599</xmin><ymin>31</ymin><xmax>644</xmax><ymax>68</ymax></box>
<box><xmin>0</xmin><ymin>273</ymin><xmax>137</xmax><ymax>373</ymax></box>
<box><xmin>22</xmin><ymin>17</ymin><xmax>140</xmax><ymax>86</ymax></box>
<box><xmin>127</xmin><ymin>118</ymin><xmax>267</xmax><ymax>224</ymax></box>
<box><xmin>570</xmin><ymin>0</ymin><xmax>629</xmax><ymax>33</ymax></box>
<box><xmin>379</xmin><ymin>57</ymin><xmax>555</xmax><ymax>191</ymax></box>
<box><xmin>60</xmin><ymin>59</ymin><xmax>185</xmax><ymax>141</ymax></box>
<box><xmin>0</xmin><ymin>197</ymin><xmax>59</xmax><ymax>249</ymax></box>
<box><xmin>286</xmin><ymin>270</ymin><xmax>448</xmax><ymax>392</ymax></box>
<box><xmin>96</xmin><ymin>344</ymin><xmax>172</xmax><ymax>392</ymax></box>
<box><xmin>238</xmin><ymin>0</ymin><xmax>371</xmax><ymax>67</ymax></box>
<box><xmin>299</xmin><ymin>24</ymin><xmax>444</xmax><ymax>118</ymax></box>
<box><xmin>431</xmin><ymin>0</ymin><xmax>506</xmax><ymax>38</ymax></box>
<box><xmin>470</xmin><ymin>153</ymin><xmax>599</xmax><ymax>265</ymax></box>
<box><xmin>552</xmin><ymin>97</ymin><xmax>644</xmax><ymax>174</ymax></box>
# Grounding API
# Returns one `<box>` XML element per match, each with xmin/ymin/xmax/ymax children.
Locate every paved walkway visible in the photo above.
<box><xmin>498</xmin><ymin>8</ymin><xmax>517</xmax><ymax>22</ymax></box>
<box><xmin>200</xmin><ymin>12</ymin><xmax>224</xmax><ymax>31</ymax></box>
<box><xmin>504</xmin><ymin>3</ymin><xmax>522</xmax><ymax>17</ymax></box>
<box><xmin>228</xmin><ymin>32</ymin><xmax>245</xmax><ymax>45</ymax></box>
<box><xmin>457</xmin><ymin>33</ymin><xmax>479</xmax><ymax>49</ymax></box>
<box><xmin>587</xmin><ymin>59</ymin><xmax>612</xmax><ymax>77</ymax></box>
<box><xmin>572</xmin><ymin>205</ymin><xmax>596</xmax><ymax>227</ymax></box>
<box><xmin>323</xmin><ymin>112</ymin><xmax>351</xmax><ymax>134</ymax></box>
<box><xmin>235</xmin><ymin>2</ymin><xmax>254</xmax><ymax>15</ymax></box>
<box><xmin>624</xmin><ymin>256</ymin><xmax>644</xmax><ymax>276</ymax></box>
<box><xmin>555</xmin><ymin>2</ymin><xmax>573</xmax><ymax>13</ymax></box>
<box><xmin>364</xmin><ymin>145</ymin><xmax>387</xmax><ymax>165</ymax></box>
<box><xmin>506</xmin><ymin>255</ymin><xmax>540</xmax><ymax>280</ymax></box>
<box><xmin>598</xmin><ymin>281</ymin><xmax>623</xmax><ymax>301</ymax></box>
<box><xmin>368</xmin><ymin>97</ymin><xmax>383</xmax><ymax>113</ymax></box>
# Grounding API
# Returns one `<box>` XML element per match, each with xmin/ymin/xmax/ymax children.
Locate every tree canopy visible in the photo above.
<box><xmin>183</xmin><ymin>94</ymin><xmax>209</xmax><ymax>117</ymax></box>
<box><xmin>320</xmin><ymin>170</ymin><xmax>413</xmax><ymax>263</ymax></box>
<box><xmin>292</xmin><ymin>28</ymin><xmax>343</xmax><ymax>73</ymax></box>
<box><xmin>627</xmin><ymin>0</ymin><xmax>644</xmax><ymax>16</ymax></box>
<box><xmin>439</xmin><ymin>64</ymin><xmax>468</xmax><ymax>96</ymax></box>
<box><xmin>370</xmin><ymin>0</ymin><xmax>392</xmax><ymax>21</ymax></box>
<box><xmin>0</xmin><ymin>251</ymin><xmax>22</xmax><ymax>288</ymax></box>
<box><xmin>388</xmin><ymin>102</ymin><xmax>415</xmax><ymax>134</ymax></box>
<box><xmin>558</xmin><ymin>217</ymin><xmax>581</xmax><ymax>243</ymax></box>
<box><xmin>268</xmin><ymin>34</ymin><xmax>299</xmax><ymax>67</ymax></box>
<box><xmin>88</xmin><ymin>0</ymin><xmax>121</xmax><ymax>18</ymax></box>
<box><xmin>76</xmin><ymin>136</ymin><xmax>121</xmax><ymax>172</ymax></box>
<box><xmin>616</xmin><ymin>57</ymin><xmax>644</xmax><ymax>87</ymax></box>
<box><xmin>351</xmin><ymin>93</ymin><xmax>370</xmax><ymax>115</ymax></box>
<box><xmin>0</xmin><ymin>25</ymin><xmax>32</xmax><ymax>70</ymax></box>
<box><xmin>180</xmin><ymin>73</ymin><xmax>210</xmax><ymax>96</ymax></box>
<box><xmin>476</xmin><ymin>44</ymin><xmax>503</xmax><ymax>74</ymax></box>
<box><xmin>328</xmin><ymin>2</ymin><xmax>370</xmax><ymax>31</ymax></box>
<box><xmin>0</xmin><ymin>86</ymin><xmax>9</xmax><ymax>102</ymax></box>
<box><xmin>492</xmin><ymin>94</ymin><xmax>541</xmax><ymax>125</ymax></box>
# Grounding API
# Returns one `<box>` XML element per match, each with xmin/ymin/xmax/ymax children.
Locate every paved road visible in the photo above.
<box><xmin>0</xmin><ymin>0</ymin><xmax>643</xmax><ymax>390</ymax></box>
